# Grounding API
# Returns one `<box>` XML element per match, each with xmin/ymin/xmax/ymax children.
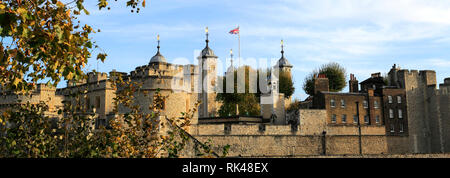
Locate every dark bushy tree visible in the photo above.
<box><xmin>303</xmin><ymin>62</ymin><xmax>347</xmax><ymax>96</ymax></box>
<box><xmin>279</xmin><ymin>71</ymin><xmax>294</xmax><ymax>98</ymax></box>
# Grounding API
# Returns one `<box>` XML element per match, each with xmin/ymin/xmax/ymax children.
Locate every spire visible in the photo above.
<box><xmin>200</xmin><ymin>26</ymin><xmax>216</xmax><ymax>57</ymax></box>
<box><xmin>149</xmin><ymin>34</ymin><xmax>167</xmax><ymax>64</ymax></box>
<box><xmin>157</xmin><ymin>34</ymin><xmax>160</xmax><ymax>53</ymax></box>
<box><xmin>205</xmin><ymin>27</ymin><xmax>209</xmax><ymax>47</ymax></box>
<box><xmin>276</xmin><ymin>39</ymin><xmax>292</xmax><ymax>68</ymax></box>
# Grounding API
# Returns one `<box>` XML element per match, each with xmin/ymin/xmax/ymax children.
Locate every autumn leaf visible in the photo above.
<box><xmin>97</xmin><ymin>53</ymin><xmax>107</xmax><ymax>62</ymax></box>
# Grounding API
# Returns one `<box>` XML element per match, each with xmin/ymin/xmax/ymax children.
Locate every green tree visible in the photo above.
<box><xmin>303</xmin><ymin>62</ymin><xmax>347</xmax><ymax>96</ymax></box>
<box><xmin>217</xmin><ymin>66</ymin><xmax>260</xmax><ymax>117</ymax></box>
<box><xmin>0</xmin><ymin>0</ymin><xmax>146</xmax><ymax>93</ymax></box>
<box><xmin>278</xmin><ymin>70</ymin><xmax>294</xmax><ymax>98</ymax></box>
<box><xmin>0</xmin><ymin>0</ymin><xmax>227</xmax><ymax>158</ymax></box>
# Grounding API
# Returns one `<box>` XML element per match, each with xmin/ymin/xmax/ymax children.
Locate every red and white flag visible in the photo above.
<box><xmin>229</xmin><ymin>27</ymin><xmax>239</xmax><ymax>35</ymax></box>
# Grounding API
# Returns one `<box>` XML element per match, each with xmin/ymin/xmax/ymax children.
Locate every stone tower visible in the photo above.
<box><xmin>198</xmin><ymin>27</ymin><xmax>218</xmax><ymax>118</ymax></box>
<box><xmin>275</xmin><ymin>40</ymin><xmax>293</xmax><ymax>107</ymax></box>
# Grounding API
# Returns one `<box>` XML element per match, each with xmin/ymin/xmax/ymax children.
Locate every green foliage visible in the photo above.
<box><xmin>0</xmin><ymin>102</ymin><xmax>59</xmax><ymax>158</ymax></box>
<box><xmin>303</xmin><ymin>62</ymin><xmax>347</xmax><ymax>96</ymax></box>
<box><xmin>278</xmin><ymin>70</ymin><xmax>294</xmax><ymax>98</ymax></box>
<box><xmin>0</xmin><ymin>0</ymin><xmax>225</xmax><ymax>158</ymax></box>
<box><xmin>216</xmin><ymin>66</ymin><xmax>261</xmax><ymax>117</ymax></box>
<box><xmin>0</xmin><ymin>0</ymin><xmax>146</xmax><ymax>93</ymax></box>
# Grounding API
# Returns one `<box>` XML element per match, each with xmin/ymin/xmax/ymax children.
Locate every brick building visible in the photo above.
<box><xmin>311</xmin><ymin>71</ymin><xmax>408</xmax><ymax>137</ymax></box>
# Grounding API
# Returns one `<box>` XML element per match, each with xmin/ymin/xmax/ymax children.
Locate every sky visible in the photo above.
<box><xmin>72</xmin><ymin>0</ymin><xmax>450</xmax><ymax>100</ymax></box>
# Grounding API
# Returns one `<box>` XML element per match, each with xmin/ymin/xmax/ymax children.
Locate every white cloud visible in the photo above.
<box><xmin>426</xmin><ymin>58</ymin><xmax>450</xmax><ymax>67</ymax></box>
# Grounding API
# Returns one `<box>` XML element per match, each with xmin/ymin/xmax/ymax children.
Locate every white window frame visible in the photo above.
<box><xmin>375</xmin><ymin>115</ymin><xmax>380</xmax><ymax>124</ymax></box>
<box><xmin>353</xmin><ymin>115</ymin><xmax>358</xmax><ymax>124</ymax></box>
<box><xmin>363</xmin><ymin>100</ymin><xmax>368</xmax><ymax>108</ymax></box>
<box><xmin>331</xmin><ymin>114</ymin><xmax>337</xmax><ymax>123</ymax></box>
<box><xmin>342</xmin><ymin>114</ymin><xmax>347</xmax><ymax>123</ymax></box>
<box><xmin>341</xmin><ymin>99</ymin><xmax>345</xmax><ymax>108</ymax></box>
<box><xmin>330</xmin><ymin>99</ymin><xmax>336</xmax><ymax>108</ymax></box>
<box><xmin>374</xmin><ymin>101</ymin><xmax>379</xmax><ymax>109</ymax></box>
<box><xmin>390</xmin><ymin>124</ymin><xmax>395</xmax><ymax>133</ymax></box>
<box><xmin>364</xmin><ymin>115</ymin><xmax>369</xmax><ymax>124</ymax></box>
<box><xmin>389</xmin><ymin>109</ymin><xmax>394</xmax><ymax>118</ymax></box>
<box><xmin>388</xmin><ymin>96</ymin><xmax>393</xmax><ymax>103</ymax></box>
<box><xmin>398</xmin><ymin>109</ymin><xmax>403</xmax><ymax>119</ymax></box>
<box><xmin>397</xmin><ymin>96</ymin><xmax>402</xmax><ymax>104</ymax></box>
<box><xmin>400</xmin><ymin>123</ymin><xmax>404</xmax><ymax>133</ymax></box>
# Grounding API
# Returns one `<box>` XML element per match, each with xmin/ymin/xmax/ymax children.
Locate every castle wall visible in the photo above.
<box><xmin>397</xmin><ymin>70</ymin><xmax>434</xmax><ymax>153</ymax></box>
<box><xmin>186</xmin><ymin>108</ymin><xmax>388</xmax><ymax>157</ymax></box>
<box><xmin>386</xmin><ymin>136</ymin><xmax>410</xmax><ymax>154</ymax></box>
<box><xmin>433</xmin><ymin>83</ymin><xmax>450</xmax><ymax>152</ymax></box>
<box><xmin>188</xmin><ymin>134</ymin><xmax>388</xmax><ymax>157</ymax></box>
<box><xmin>0</xmin><ymin>84</ymin><xmax>64</xmax><ymax>118</ymax></box>
<box><xmin>298</xmin><ymin>109</ymin><xmax>327</xmax><ymax>135</ymax></box>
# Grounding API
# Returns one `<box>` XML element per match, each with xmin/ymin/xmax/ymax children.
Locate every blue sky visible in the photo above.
<box><xmin>72</xmin><ymin>0</ymin><xmax>450</xmax><ymax>100</ymax></box>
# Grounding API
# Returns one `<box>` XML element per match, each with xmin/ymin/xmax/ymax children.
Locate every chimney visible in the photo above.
<box><xmin>349</xmin><ymin>73</ymin><xmax>359</xmax><ymax>93</ymax></box>
<box><xmin>314</xmin><ymin>74</ymin><xmax>329</xmax><ymax>95</ymax></box>
<box><xmin>371</xmin><ymin>72</ymin><xmax>381</xmax><ymax>78</ymax></box>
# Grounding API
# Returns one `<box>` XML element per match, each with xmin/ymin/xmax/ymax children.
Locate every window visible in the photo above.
<box><xmin>353</xmin><ymin>115</ymin><xmax>358</xmax><ymax>123</ymax></box>
<box><xmin>330</xmin><ymin>99</ymin><xmax>336</xmax><ymax>108</ymax></box>
<box><xmin>388</xmin><ymin>96</ymin><xmax>393</xmax><ymax>103</ymax></box>
<box><xmin>389</xmin><ymin>109</ymin><xmax>394</xmax><ymax>118</ymax></box>
<box><xmin>363</xmin><ymin>100</ymin><xmax>368</xmax><ymax>108</ymax></box>
<box><xmin>374</xmin><ymin>101</ymin><xmax>379</xmax><ymax>109</ymax></box>
<box><xmin>331</xmin><ymin>114</ymin><xmax>337</xmax><ymax>123</ymax></box>
<box><xmin>342</xmin><ymin>114</ymin><xmax>347</xmax><ymax>123</ymax></box>
<box><xmin>95</xmin><ymin>96</ymin><xmax>101</xmax><ymax>110</ymax></box>
<box><xmin>341</xmin><ymin>99</ymin><xmax>345</xmax><ymax>108</ymax></box>
<box><xmin>375</xmin><ymin>115</ymin><xmax>380</xmax><ymax>124</ymax></box>
<box><xmin>398</xmin><ymin>109</ymin><xmax>403</xmax><ymax>119</ymax></box>
<box><xmin>390</xmin><ymin>124</ymin><xmax>395</xmax><ymax>133</ymax></box>
<box><xmin>373</xmin><ymin>84</ymin><xmax>376</xmax><ymax>90</ymax></box>
<box><xmin>397</xmin><ymin>96</ymin><xmax>402</xmax><ymax>104</ymax></box>
<box><xmin>400</xmin><ymin>123</ymin><xmax>404</xmax><ymax>133</ymax></box>
<box><xmin>364</xmin><ymin>115</ymin><xmax>369</xmax><ymax>124</ymax></box>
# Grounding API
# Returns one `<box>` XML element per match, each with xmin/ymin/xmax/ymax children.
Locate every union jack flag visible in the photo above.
<box><xmin>229</xmin><ymin>27</ymin><xmax>239</xmax><ymax>35</ymax></box>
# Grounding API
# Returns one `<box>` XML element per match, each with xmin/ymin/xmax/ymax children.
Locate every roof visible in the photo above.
<box><xmin>360</xmin><ymin>76</ymin><xmax>384</xmax><ymax>85</ymax></box>
<box><xmin>277</xmin><ymin>56</ymin><xmax>293</xmax><ymax>68</ymax></box>
<box><xmin>201</xmin><ymin>46</ymin><xmax>217</xmax><ymax>57</ymax></box>
<box><xmin>276</xmin><ymin>47</ymin><xmax>292</xmax><ymax>68</ymax></box>
<box><xmin>149</xmin><ymin>51</ymin><xmax>167</xmax><ymax>64</ymax></box>
<box><xmin>320</xmin><ymin>91</ymin><xmax>366</xmax><ymax>96</ymax></box>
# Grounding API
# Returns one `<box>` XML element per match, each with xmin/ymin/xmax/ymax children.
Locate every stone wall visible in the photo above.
<box><xmin>186</xmin><ymin>108</ymin><xmax>389</xmax><ymax>157</ymax></box>
<box><xmin>186</xmin><ymin>134</ymin><xmax>388</xmax><ymax>157</ymax></box>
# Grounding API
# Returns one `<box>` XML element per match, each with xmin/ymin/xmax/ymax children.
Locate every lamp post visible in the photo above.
<box><xmin>356</xmin><ymin>101</ymin><xmax>362</xmax><ymax>155</ymax></box>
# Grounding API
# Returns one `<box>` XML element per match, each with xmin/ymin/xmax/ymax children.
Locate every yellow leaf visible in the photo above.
<box><xmin>142</xmin><ymin>0</ymin><xmax>146</xmax><ymax>7</ymax></box>
<box><xmin>16</xmin><ymin>7</ymin><xmax>26</xmax><ymax>15</ymax></box>
<box><xmin>66</xmin><ymin>72</ymin><xmax>73</xmax><ymax>80</ymax></box>
<box><xmin>12</xmin><ymin>78</ymin><xmax>20</xmax><ymax>86</ymax></box>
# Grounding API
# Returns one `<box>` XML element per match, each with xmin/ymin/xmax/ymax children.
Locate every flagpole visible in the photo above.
<box><xmin>238</xmin><ymin>25</ymin><xmax>240</xmax><ymax>67</ymax></box>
